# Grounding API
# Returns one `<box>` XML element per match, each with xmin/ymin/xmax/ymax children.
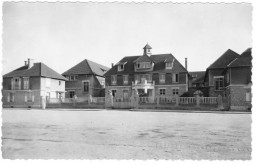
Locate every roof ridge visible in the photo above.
<box><xmin>84</xmin><ymin>59</ymin><xmax>94</xmax><ymax>75</ymax></box>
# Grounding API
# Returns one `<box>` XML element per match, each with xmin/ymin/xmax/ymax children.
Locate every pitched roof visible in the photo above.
<box><xmin>3</xmin><ymin>63</ymin><xmax>67</xmax><ymax>80</ymax></box>
<box><xmin>62</xmin><ymin>59</ymin><xmax>109</xmax><ymax>76</ymax></box>
<box><xmin>143</xmin><ymin>44</ymin><xmax>152</xmax><ymax>49</ymax></box>
<box><xmin>207</xmin><ymin>49</ymin><xmax>240</xmax><ymax>69</ymax></box>
<box><xmin>189</xmin><ymin>71</ymin><xmax>206</xmax><ymax>84</ymax></box>
<box><xmin>228</xmin><ymin>48</ymin><xmax>252</xmax><ymax>67</ymax></box>
<box><xmin>104</xmin><ymin>54</ymin><xmax>188</xmax><ymax>76</ymax></box>
<box><xmin>133</xmin><ymin>54</ymin><xmax>154</xmax><ymax>63</ymax></box>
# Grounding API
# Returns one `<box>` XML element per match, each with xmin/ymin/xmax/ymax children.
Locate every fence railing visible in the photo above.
<box><xmin>47</xmin><ymin>97</ymin><xmax>105</xmax><ymax>104</ymax></box>
<box><xmin>139</xmin><ymin>97</ymin><xmax>155</xmax><ymax>103</ymax></box>
<box><xmin>179</xmin><ymin>97</ymin><xmax>196</xmax><ymax>104</ymax></box>
<box><xmin>199</xmin><ymin>97</ymin><xmax>217</xmax><ymax>104</ymax></box>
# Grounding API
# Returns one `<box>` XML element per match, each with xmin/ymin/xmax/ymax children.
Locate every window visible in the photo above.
<box><xmin>111</xmin><ymin>75</ymin><xmax>117</xmax><ymax>85</ymax></box>
<box><xmin>172</xmin><ymin>88</ymin><xmax>179</xmax><ymax>95</ymax></box>
<box><xmin>214</xmin><ymin>76</ymin><xmax>224</xmax><ymax>90</ymax></box>
<box><xmin>123</xmin><ymin>75</ymin><xmax>128</xmax><ymax>84</ymax></box>
<box><xmin>25</xmin><ymin>92</ymin><xmax>34</xmax><ymax>102</ymax></box>
<box><xmin>147</xmin><ymin>74</ymin><xmax>152</xmax><ymax>83</ymax></box>
<box><xmin>69</xmin><ymin>75</ymin><xmax>78</xmax><ymax>81</ymax></box>
<box><xmin>159</xmin><ymin>74</ymin><xmax>165</xmax><ymax>83</ymax></box>
<box><xmin>118</xmin><ymin>65</ymin><xmax>124</xmax><ymax>71</ymax></box>
<box><xmin>123</xmin><ymin>90</ymin><xmax>129</xmax><ymax>101</ymax></box>
<box><xmin>172</xmin><ymin>73</ymin><xmax>179</xmax><ymax>83</ymax></box>
<box><xmin>137</xmin><ymin>62</ymin><xmax>151</xmax><ymax>69</ymax></box>
<box><xmin>111</xmin><ymin>90</ymin><xmax>117</xmax><ymax>97</ymax></box>
<box><xmin>59</xmin><ymin>81</ymin><xmax>61</xmax><ymax>86</ymax></box>
<box><xmin>166</xmin><ymin>62</ymin><xmax>173</xmax><ymax>69</ymax></box>
<box><xmin>69</xmin><ymin>91</ymin><xmax>75</xmax><ymax>98</ymax></box>
<box><xmin>83</xmin><ymin>81</ymin><xmax>89</xmax><ymax>92</ymax></box>
<box><xmin>159</xmin><ymin>89</ymin><xmax>166</xmax><ymax>95</ymax></box>
<box><xmin>23</xmin><ymin>77</ymin><xmax>29</xmax><ymax>90</ymax></box>
<box><xmin>12</xmin><ymin>78</ymin><xmax>21</xmax><ymax>90</ymax></box>
<box><xmin>7</xmin><ymin>93</ymin><xmax>14</xmax><ymax>102</ymax></box>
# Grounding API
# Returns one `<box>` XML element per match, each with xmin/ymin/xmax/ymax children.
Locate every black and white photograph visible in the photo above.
<box><xmin>1</xmin><ymin>0</ymin><xmax>257</xmax><ymax>161</ymax></box>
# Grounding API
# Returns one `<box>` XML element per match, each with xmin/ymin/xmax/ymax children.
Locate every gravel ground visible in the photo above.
<box><xmin>2</xmin><ymin>109</ymin><xmax>251</xmax><ymax>160</ymax></box>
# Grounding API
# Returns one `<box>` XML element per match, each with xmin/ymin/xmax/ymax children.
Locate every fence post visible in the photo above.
<box><xmin>217</xmin><ymin>95</ymin><xmax>224</xmax><ymax>110</ymax></box>
<box><xmin>136</xmin><ymin>94</ymin><xmax>139</xmax><ymax>109</ymax></box>
<box><xmin>157</xmin><ymin>96</ymin><xmax>160</xmax><ymax>106</ymax></box>
<box><xmin>196</xmin><ymin>95</ymin><xmax>200</xmax><ymax>107</ymax></box>
<box><xmin>175</xmin><ymin>95</ymin><xmax>179</xmax><ymax>107</ymax></box>
<box><xmin>41</xmin><ymin>96</ymin><xmax>46</xmax><ymax>109</ymax></box>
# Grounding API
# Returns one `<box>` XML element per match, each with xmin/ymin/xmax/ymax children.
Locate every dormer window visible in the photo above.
<box><xmin>166</xmin><ymin>62</ymin><xmax>173</xmax><ymax>69</ymax></box>
<box><xmin>137</xmin><ymin>62</ymin><xmax>151</xmax><ymax>69</ymax></box>
<box><xmin>118</xmin><ymin>64</ymin><xmax>124</xmax><ymax>71</ymax></box>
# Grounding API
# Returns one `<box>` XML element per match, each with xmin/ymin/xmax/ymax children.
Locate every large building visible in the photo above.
<box><xmin>62</xmin><ymin>59</ymin><xmax>109</xmax><ymax>98</ymax></box>
<box><xmin>2</xmin><ymin>59</ymin><xmax>67</xmax><ymax>108</ymax></box>
<box><xmin>104</xmin><ymin>44</ymin><xmax>189</xmax><ymax>104</ymax></box>
<box><xmin>223</xmin><ymin>48</ymin><xmax>252</xmax><ymax>111</ymax></box>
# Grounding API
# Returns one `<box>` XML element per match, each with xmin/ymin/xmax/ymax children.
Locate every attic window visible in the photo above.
<box><xmin>137</xmin><ymin>62</ymin><xmax>151</xmax><ymax>69</ymax></box>
<box><xmin>118</xmin><ymin>64</ymin><xmax>124</xmax><ymax>71</ymax></box>
<box><xmin>166</xmin><ymin>62</ymin><xmax>173</xmax><ymax>69</ymax></box>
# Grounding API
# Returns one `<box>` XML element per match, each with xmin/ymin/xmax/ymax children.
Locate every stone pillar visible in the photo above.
<box><xmin>196</xmin><ymin>95</ymin><xmax>200</xmax><ymax>107</ymax></box>
<box><xmin>217</xmin><ymin>95</ymin><xmax>224</xmax><ymax>110</ymax></box>
<box><xmin>41</xmin><ymin>96</ymin><xmax>46</xmax><ymax>110</ymax></box>
<box><xmin>136</xmin><ymin>93</ymin><xmax>139</xmax><ymax>109</ymax></box>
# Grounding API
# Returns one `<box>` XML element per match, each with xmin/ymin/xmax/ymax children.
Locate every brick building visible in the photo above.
<box><xmin>104</xmin><ymin>44</ymin><xmax>189</xmax><ymax>105</ymax></box>
<box><xmin>62</xmin><ymin>59</ymin><xmax>109</xmax><ymax>98</ymax></box>
<box><xmin>223</xmin><ymin>48</ymin><xmax>252</xmax><ymax>111</ymax></box>
<box><xmin>204</xmin><ymin>49</ymin><xmax>239</xmax><ymax>97</ymax></box>
<box><xmin>2</xmin><ymin>59</ymin><xmax>66</xmax><ymax>108</ymax></box>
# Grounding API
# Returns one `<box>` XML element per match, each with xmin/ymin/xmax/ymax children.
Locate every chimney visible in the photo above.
<box><xmin>111</xmin><ymin>63</ymin><xmax>114</xmax><ymax>68</ymax></box>
<box><xmin>24</xmin><ymin>61</ymin><xmax>27</xmax><ymax>66</ymax></box>
<box><xmin>185</xmin><ymin>58</ymin><xmax>187</xmax><ymax>70</ymax></box>
<box><xmin>28</xmin><ymin>58</ymin><xmax>34</xmax><ymax>68</ymax></box>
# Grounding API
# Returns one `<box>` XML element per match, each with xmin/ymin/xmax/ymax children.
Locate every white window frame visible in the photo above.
<box><xmin>23</xmin><ymin>77</ymin><xmax>29</xmax><ymax>90</ymax></box>
<box><xmin>25</xmin><ymin>91</ymin><xmax>34</xmax><ymax>102</ymax></box>
<box><xmin>172</xmin><ymin>87</ymin><xmax>179</xmax><ymax>95</ymax></box>
<box><xmin>118</xmin><ymin>64</ymin><xmax>124</xmax><ymax>71</ymax></box>
<box><xmin>214</xmin><ymin>76</ymin><xmax>224</xmax><ymax>91</ymax></box>
<box><xmin>111</xmin><ymin>75</ymin><xmax>117</xmax><ymax>85</ymax></box>
<box><xmin>159</xmin><ymin>88</ymin><xmax>166</xmax><ymax>95</ymax></box>
<box><xmin>172</xmin><ymin>73</ymin><xmax>179</xmax><ymax>83</ymax></box>
<box><xmin>12</xmin><ymin>77</ymin><xmax>21</xmax><ymax>90</ymax></box>
<box><xmin>7</xmin><ymin>93</ymin><xmax>14</xmax><ymax>102</ymax></box>
<box><xmin>159</xmin><ymin>74</ymin><xmax>165</xmax><ymax>83</ymax></box>
<box><xmin>166</xmin><ymin>62</ymin><xmax>173</xmax><ymax>69</ymax></box>
<box><xmin>111</xmin><ymin>89</ymin><xmax>117</xmax><ymax>97</ymax></box>
<box><xmin>123</xmin><ymin>75</ymin><xmax>128</xmax><ymax>85</ymax></box>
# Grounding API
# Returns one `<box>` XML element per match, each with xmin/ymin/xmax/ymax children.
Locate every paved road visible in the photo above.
<box><xmin>2</xmin><ymin>109</ymin><xmax>251</xmax><ymax>159</ymax></box>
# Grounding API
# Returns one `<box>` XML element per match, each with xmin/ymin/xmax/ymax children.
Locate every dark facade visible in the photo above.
<box><xmin>104</xmin><ymin>44</ymin><xmax>189</xmax><ymax>104</ymax></box>
<box><xmin>62</xmin><ymin>59</ymin><xmax>110</xmax><ymax>98</ymax></box>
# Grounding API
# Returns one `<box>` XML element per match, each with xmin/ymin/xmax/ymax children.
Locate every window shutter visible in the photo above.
<box><xmin>12</xmin><ymin>96</ymin><xmax>14</xmax><ymax>102</ymax></box>
<box><xmin>32</xmin><ymin>95</ymin><xmax>35</xmax><ymax>102</ymax></box>
<box><xmin>11</xmin><ymin>79</ymin><xmax>14</xmax><ymax>90</ymax></box>
<box><xmin>25</xmin><ymin>95</ymin><xmax>27</xmax><ymax>102</ymax></box>
<box><xmin>176</xmin><ymin>74</ymin><xmax>179</xmax><ymax>82</ymax></box>
<box><xmin>18</xmin><ymin>78</ymin><xmax>21</xmax><ymax>90</ymax></box>
<box><xmin>7</xmin><ymin>95</ymin><xmax>10</xmax><ymax>102</ymax></box>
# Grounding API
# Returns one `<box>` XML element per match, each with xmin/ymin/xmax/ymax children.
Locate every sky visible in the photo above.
<box><xmin>2</xmin><ymin>2</ymin><xmax>252</xmax><ymax>74</ymax></box>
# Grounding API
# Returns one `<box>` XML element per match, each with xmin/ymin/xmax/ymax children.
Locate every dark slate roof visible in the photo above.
<box><xmin>189</xmin><ymin>71</ymin><xmax>206</xmax><ymax>83</ymax></box>
<box><xmin>62</xmin><ymin>59</ymin><xmax>109</xmax><ymax>76</ymax></box>
<box><xmin>143</xmin><ymin>44</ymin><xmax>152</xmax><ymax>49</ymax></box>
<box><xmin>133</xmin><ymin>54</ymin><xmax>154</xmax><ymax>63</ymax></box>
<box><xmin>207</xmin><ymin>49</ymin><xmax>240</xmax><ymax>69</ymax></box>
<box><xmin>3</xmin><ymin>63</ymin><xmax>67</xmax><ymax>80</ymax></box>
<box><xmin>228</xmin><ymin>48</ymin><xmax>252</xmax><ymax>67</ymax></box>
<box><xmin>104</xmin><ymin>54</ymin><xmax>188</xmax><ymax>76</ymax></box>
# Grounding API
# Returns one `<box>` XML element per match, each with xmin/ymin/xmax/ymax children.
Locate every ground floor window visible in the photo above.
<box><xmin>69</xmin><ymin>91</ymin><xmax>75</xmax><ymax>98</ymax></box>
<box><xmin>83</xmin><ymin>81</ymin><xmax>89</xmax><ymax>92</ymax></box>
<box><xmin>214</xmin><ymin>76</ymin><xmax>224</xmax><ymax>90</ymax></box>
<box><xmin>25</xmin><ymin>92</ymin><xmax>34</xmax><ymax>102</ymax></box>
<box><xmin>7</xmin><ymin>93</ymin><xmax>14</xmax><ymax>102</ymax></box>
<box><xmin>172</xmin><ymin>88</ymin><xmax>179</xmax><ymax>95</ymax></box>
<box><xmin>159</xmin><ymin>89</ymin><xmax>166</xmax><ymax>95</ymax></box>
<box><xmin>111</xmin><ymin>90</ymin><xmax>117</xmax><ymax>97</ymax></box>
